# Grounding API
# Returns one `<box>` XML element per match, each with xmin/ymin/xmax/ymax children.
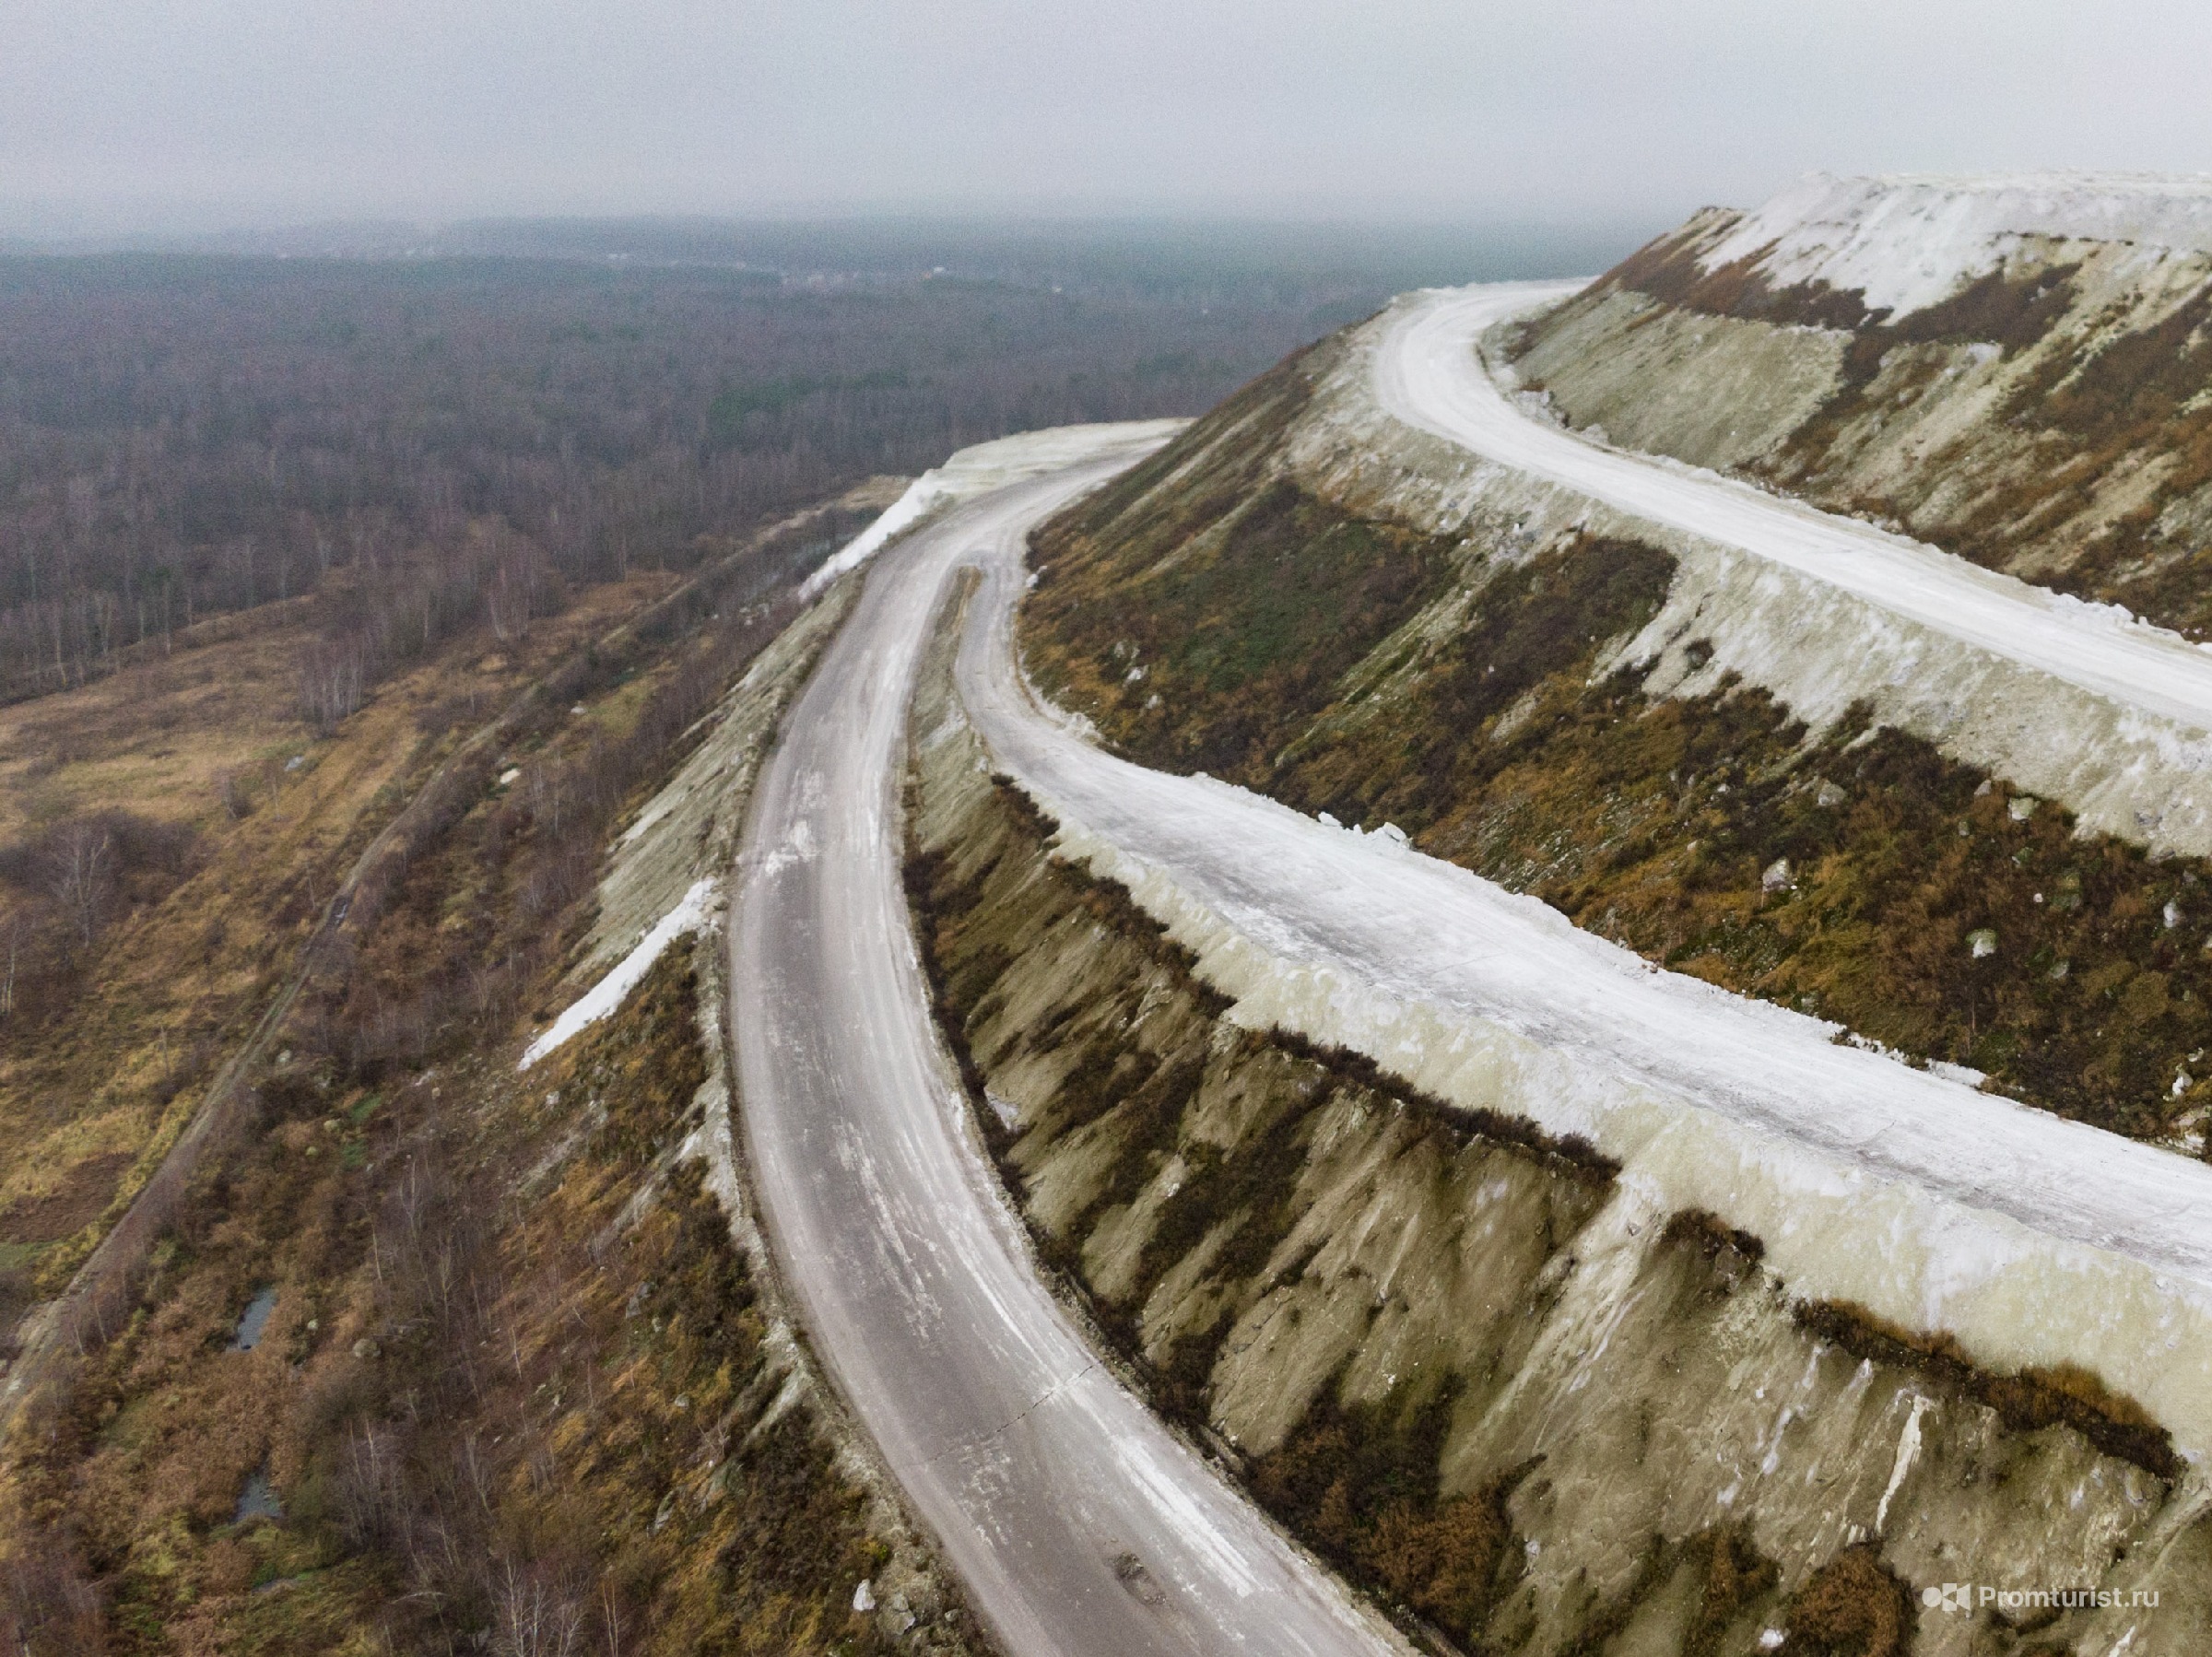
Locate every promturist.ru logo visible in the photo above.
<box><xmin>1922</xmin><ymin>1581</ymin><xmax>2158</xmax><ymax>1615</ymax></box>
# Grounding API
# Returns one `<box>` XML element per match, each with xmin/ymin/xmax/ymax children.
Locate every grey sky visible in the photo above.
<box><xmin>9</xmin><ymin>0</ymin><xmax>2212</xmax><ymax>235</ymax></box>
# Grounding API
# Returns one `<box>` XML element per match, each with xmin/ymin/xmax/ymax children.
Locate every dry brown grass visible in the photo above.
<box><xmin>1794</xmin><ymin>1299</ymin><xmax>2178</xmax><ymax>1479</ymax></box>
<box><xmin>3</xmin><ymin>954</ymin><xmax>936</xmax><ymax>1655</ymax></box>
<box><xmin>0</xmin><ymin>632</ymin><xmax>298</xmax><ymax>845</ymax></box>
<box><xmin>0</xmin><ymin>572</ymin><xmax>675</xmax><ymax>1312</ymax></box>
<box><xmin>1779</xmin><ymin>1545</ymin><xmax>1914</xmax><ymax>1657</ymax></box>
<box><xmin>1030</xmin><ymin>429</ymin><xmax>2212</xmax><ymax>1144</ymax></box>
<box><xmin>2</xmin><ymin>544</ymin><xmax>971</xmax><ymax>1650</ymax></box>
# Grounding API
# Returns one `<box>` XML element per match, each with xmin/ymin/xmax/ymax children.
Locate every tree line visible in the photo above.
<box><xmin>0</xmin><ymin>251</ymin><xmax>1335</xmax><ymax>699</ymax></box>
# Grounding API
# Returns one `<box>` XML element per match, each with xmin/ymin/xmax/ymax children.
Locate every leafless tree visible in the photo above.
<box><xmin>486</xmin><ymin>545</ymin><xmax>545</xmax><ymax>645</ymax></box>
<box><xmin>46</xmin><ymin>821</ymin><xmax>114</xmax><ymax>951</ymax></box>
<box><xmin>0</xmin><ymin>1522</ymin><xmax>108</xmax><ymax>1656</ymax></box>
<box><xmin>0</xmin><ymin>251</ymin><xmax>1316</xmax><ymax>699</ymax></box>
<box><xmin>526</xmin><ymin>766</ymin><xmax>567</xmax><ymax>840</ymax></box>
<box><xmin>493</xmin><ymin>1558</ymin><xmax>586</xmax><ymax>1657</ymax></box>
<box><xmin>215</xmin><ymin>768</ymin><xmax>252</xmax><ymax>820</ymax></box>
<box><xmin>334</xmin><ymin>1423</ymin><xmax>407</xmax><ymax>1550</ymax></box>
<box><xmin>0</xmin><ymin>911</ymin><xmax>22</xmax><ymax>1018</ymax></box>
<box><xmin>599</xmin><ymin>1582</ymin><xmax>627</xmax><ymax>1657</ymax></box>
<box><xmin>299</xmin><ymin>635</ymin><xmax>367</xmax><ymax>733</ymax></box>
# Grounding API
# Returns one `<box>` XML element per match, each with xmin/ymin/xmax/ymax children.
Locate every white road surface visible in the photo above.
<box><xmin>1374</xmin><ymin>283</ymin><xmax>2212</xmax><ymax>739</ymax></box>
<box><xmin>729</xmin><ymin>434</ymin><xmax>1407</xmax><ymax>1657</ymax></box>
<box><xmin>955</xmin><ymin>488</ymin><xmax>2212</xmax><ymax>1306</ymax></box>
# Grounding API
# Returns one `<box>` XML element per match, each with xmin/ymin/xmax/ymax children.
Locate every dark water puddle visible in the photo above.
<box><xmin>229</xmin><ymin>1285</ymin><xmax>277</xmax><ymax>1351</ymax></box>
<box><xmin>234</xmin><ymin>1465</ymin><xmax>283</xmax><ymax>1525</ymax></box>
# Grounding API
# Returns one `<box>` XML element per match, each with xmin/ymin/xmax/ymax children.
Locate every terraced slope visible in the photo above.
<box><xmin>1022</xmin><ymin>277</ymin><xmax>2212</xmax><ymax>1150</ymax></box>
<box><xmin>911</xmin><ymin>652</ymin><xmax>2207</xmax><ymax>1657</ymax></box>
<box><xmin>1506</xmin><ymin>172</ymin><xmax>2212</xmax><ymax>635</ymax></box>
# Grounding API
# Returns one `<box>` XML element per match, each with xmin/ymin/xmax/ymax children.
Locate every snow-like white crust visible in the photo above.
<box><xmin>955</xmin><ymin>511</ymin><xmax>2212</xmax><ymax>1463</ymax></box>
<box><xmin>1699</xmin><ymin>171</ymin><xmax>2212</xmax><ymax>318</ymax></box>
<box><xmin>1280</xmin><ymin>283</ymin><xmax>2212</xmax><ymax>858</ymax></box>
<box><xmin>518</xmin><ymin>877</ymin><xmax>715</xmax><ymax>1068</ymax></box>
<box><xmin>801</xmin><ymin>420</ymin><xmax>1186</xmax><ymax>599</ymax></box>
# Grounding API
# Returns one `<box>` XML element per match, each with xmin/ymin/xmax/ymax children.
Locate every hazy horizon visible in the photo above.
<box><xmin>12</xmin><ymin>0</ymin><xmax>2212</xmax><ymax>243</ymax></box>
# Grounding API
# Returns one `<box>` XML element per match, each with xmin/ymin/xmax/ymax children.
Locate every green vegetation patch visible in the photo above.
<box><xmin>1027</xmin><ymin>347</ymin><xmax>1460</xmax><ymax>779</ymax></box>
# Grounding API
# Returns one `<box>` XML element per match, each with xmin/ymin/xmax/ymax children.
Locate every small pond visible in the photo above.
<box><xmin>229</xmin><ymin>1286</ymin><xmax>277</xmax><ymax>1351</ymax></box>
<box><xmin>234</xmin><ymin>1466</ymin><xmax>284</xmax><ymax>1525</ymax></box>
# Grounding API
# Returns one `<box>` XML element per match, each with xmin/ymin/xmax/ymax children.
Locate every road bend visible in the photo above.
<box><xmin>1374</xmin><ymin>282</ymin><xmax>2212</xmax><ymax>735</ymax></box>
<box><xmin>727</xmin><ymin>434</ymin><xmax>1405</xmax><ymax>1657</ymax></box>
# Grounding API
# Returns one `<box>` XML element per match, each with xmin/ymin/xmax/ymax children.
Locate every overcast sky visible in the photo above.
<box><xmin>9</xmin><ymin>0</ymin><xmax>2212</xmax><ymax>237</ymax></box>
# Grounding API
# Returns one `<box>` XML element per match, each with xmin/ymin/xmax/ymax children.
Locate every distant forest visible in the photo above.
<box><xmin>0</xmin><ymin>219</ymin><xmax>1624</xmax><ymax>700</ymax></box>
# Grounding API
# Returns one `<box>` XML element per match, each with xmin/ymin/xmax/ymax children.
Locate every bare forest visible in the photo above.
<box><xmin>0</xmin><ymin>241</ymin><xmax>1387</xmax><ymax>703</ymax></box>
